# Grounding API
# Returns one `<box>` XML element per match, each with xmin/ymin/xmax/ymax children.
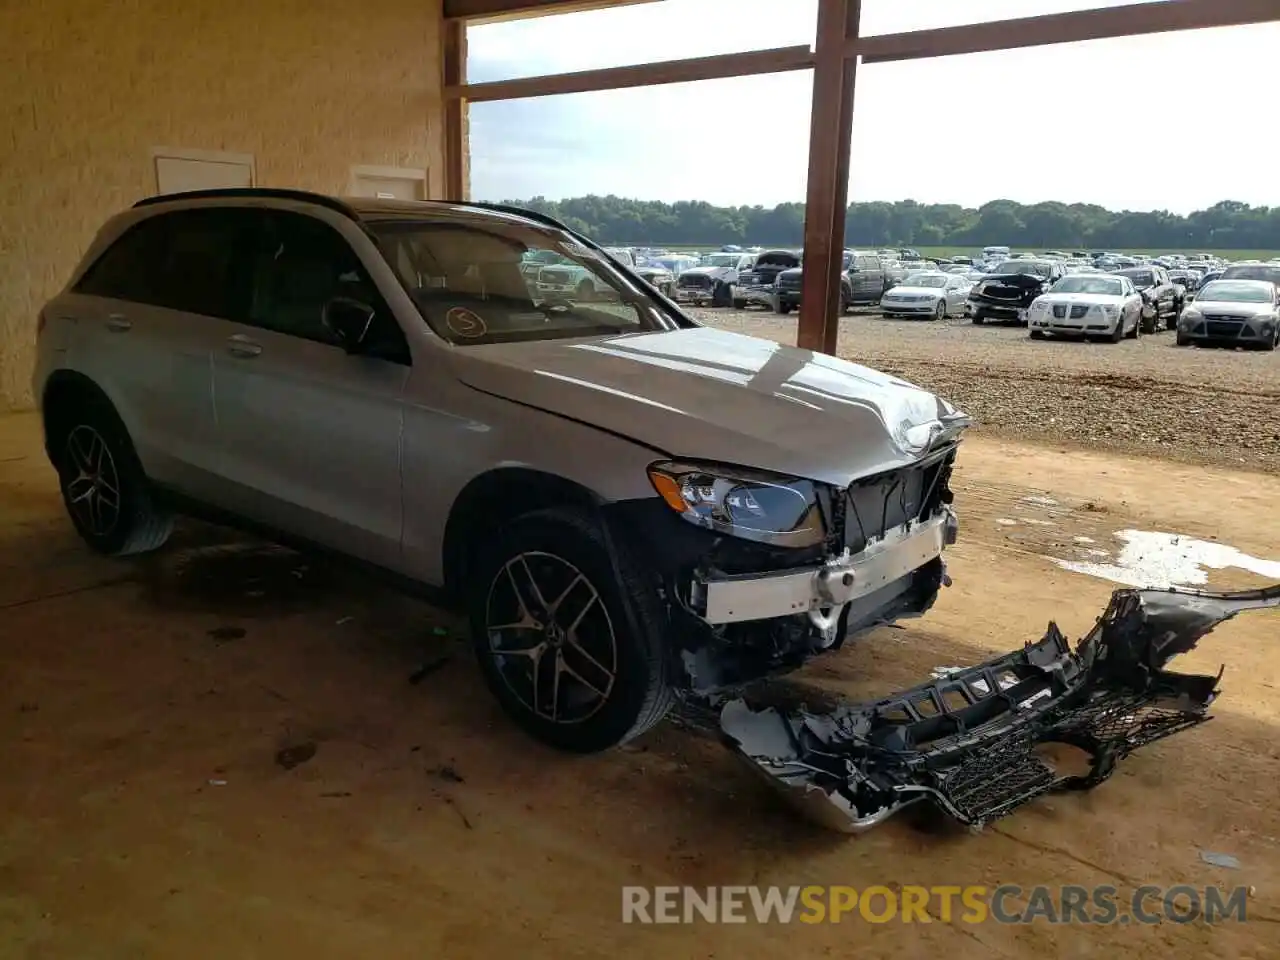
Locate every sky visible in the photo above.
<box><xmin>467</xmin><ymin>0</ymin><xmax>1279</xmax><ymax>214</ymax></box>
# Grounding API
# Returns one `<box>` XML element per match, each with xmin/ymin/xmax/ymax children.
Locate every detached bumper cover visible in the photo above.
<box><xmin>722</xmin><ymin>583</ymin><xmax>1280</xmax><ymax>833</ymax></box>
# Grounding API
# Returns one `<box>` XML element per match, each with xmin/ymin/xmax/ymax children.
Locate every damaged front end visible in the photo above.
<box><xmin>722</xmin><ymin>584</ymin><xmax>1280</xmax><ymax>833</ymax></box>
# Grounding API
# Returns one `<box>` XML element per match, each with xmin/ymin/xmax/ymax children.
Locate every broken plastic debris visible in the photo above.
<box><xmin>722</xmin><ymin>582</ymin><xmax>1280</xmax><ymax>834</ymax></box>
<box><xmin>207</xmin><ymin>779</ymin><xmax>228</xmax><ymax>786</ymax></box>
<box><xmin>1199</xmin><ymin>851</ymin><xmax>1241</xmax><ymax>869</ymax></box>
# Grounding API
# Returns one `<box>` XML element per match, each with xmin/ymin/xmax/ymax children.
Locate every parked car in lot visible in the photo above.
<box><xmin>735</xmin><ymin>249</ymin><xmax>801</xmax><ymax>309</ymax></box>
<box><xmin>1025</xmin><ymin>274</ymin><xmax>1143</xmax><ymax>342</ymax></box>
<box><xmin>674</xmin><ymin>251</ymin><xmax>756</xmax><ymax>307</ymax></box>
<box><xmin>633</xmin><ymin>261</ymin><xmax>676</xmax><ymax>297</ymax></box>
<box><xmin>1220</xmin><ymin>262</ymin><xmax>1280</xmax><ymax>287</ymax></box>
<box><xmin>1176</xmin><ymin>279</ymin><xmax>1280</xmax><ymax>349</ymax></box>
<box><xmin>967</xmin><ymin>259</ymin><xmax>1064</xmax><ymax>325</ymax></box>
<box><xmin>1114</xmin><ymin>266</ymin><xmax>1180</xmax><ymax>332</ymax></box>
<box><xmin>774</xmin><ymin>250</ymin><xmax>889</xmax><ymax>314</ymax></box>
<box><xmin>880</xmin><ymin>272</ymin><xmax>971</xmax><ymax>320</ymax></box>
<box><xmin>33</xmin><ymin>188</ymin><xmax>970</xmax><ymax>753</ymax></box>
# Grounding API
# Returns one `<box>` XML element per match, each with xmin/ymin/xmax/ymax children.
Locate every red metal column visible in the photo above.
<box><xmin>796</xmin><ymin>0</ymin><xmax>859</xmax><ymax>354</ymax></box>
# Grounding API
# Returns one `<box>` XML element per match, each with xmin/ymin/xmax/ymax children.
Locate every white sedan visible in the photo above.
<box><xmin>881</xmin><ymin>272</ymin><xmax>972</xmax><ymax>320</ymax></box>
<box><xmin>1026</xmin><ymin>274</ymin><xmax>1144</xmax><ymax>342</ymax></box>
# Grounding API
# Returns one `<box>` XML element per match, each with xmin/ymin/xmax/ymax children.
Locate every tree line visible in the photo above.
<box><xmin>500</xmin><ymin>195</ymin><xmax>1280</xmax><ymax>251</ymax></box>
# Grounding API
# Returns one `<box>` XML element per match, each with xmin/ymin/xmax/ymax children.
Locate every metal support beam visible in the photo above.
<box><xmin>797</xmin><ymin>0</ymin><xmax>858</xmax><ymax>355</ymax></box>
<box><xmin>445</xmin><ymin>0</ymin><xmax>658</xmax><ymax>24</ymax></box>
<box><xmin>442</xmin><ymin>19</ymin><xmax>468</xmax><ymax>199</ymax></box>
<box><xmin>446</xmin><ymin>45</ymin><xmax>814</xmax><ymax>102</ymax></box>
<box><xmin>854</xmin><ymin>0</ymin><xmax>1280</xmax><ymax>63</ymax></box>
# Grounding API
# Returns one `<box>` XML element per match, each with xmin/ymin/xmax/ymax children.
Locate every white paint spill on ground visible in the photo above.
<box><xmin>1053</xmin><ymin>530</ymin><xmax>1280</xmax><ymax>588</ymax></box>
<box><xmin>996</xmin><ymin>518</ymin><xmax>1018</xmax><ymax>526</ymax></box>
<box><xmin>1018</xmin><ymin>517</ymin><xmax>1056</xmax><ymax>527</ymax></box>
<box><xmin>1021</xmin><ymin>495</ymin><xmax>1059</xmax><ymax>507</ymax></box>
<box><xmin>1086</xmin><ymin>549</ymin><xmax>1109</xmax><ymax>558</ymax></box>
<box><xmin>1073</xmin><ymin>536</ymin><xmax>1096</xmax><ymax>544</ymax></box>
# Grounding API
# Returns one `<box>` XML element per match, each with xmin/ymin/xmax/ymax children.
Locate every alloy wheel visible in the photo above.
<box><xmin>62</xmin><ymin>424</ymin><xmax>121</xmax><ymax>538</ymax></box>
<box><xmin>484</xmin><ymin>551</ymin><xmax>618</xmax><ymax>724</ymax></box>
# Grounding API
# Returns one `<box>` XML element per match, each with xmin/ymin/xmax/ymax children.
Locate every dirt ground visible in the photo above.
<box><xmin>3</xmin><ymin>410</ymin><xmax>1279</xmax><ymax>959</ymax></box>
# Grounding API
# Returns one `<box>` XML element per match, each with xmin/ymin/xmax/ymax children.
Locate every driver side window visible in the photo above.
<box><xmin>249</xmin><ymin>211</ymin><xmax>409</xmax><ymax>362</ymax></box>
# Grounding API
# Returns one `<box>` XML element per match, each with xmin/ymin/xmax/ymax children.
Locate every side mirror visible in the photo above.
<box><xmin>323</xmin><ymin>297</ymin><xmax>376</xmax><ymax>354</ymax></box>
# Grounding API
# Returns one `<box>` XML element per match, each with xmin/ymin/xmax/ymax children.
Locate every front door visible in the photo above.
<box><xmin>208</xmin><ymin>209</ymin><xmax>410</xmax><ymax>570</ymax></box>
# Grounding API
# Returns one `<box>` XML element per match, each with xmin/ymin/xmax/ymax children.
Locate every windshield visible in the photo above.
<box><xmin>654</xmin><ymin>257</ymin><xmax>689</xmax><ymax>271</ymax></box>
<box><xmin>994</xmin><ymin>260</ymin><xmax>1052</xmax><ymax>278</ymax></box>
<box><xmin>1118</xmin><ymin>270</ymin><xmax>1155</xmax><ymax>287</ymax></box>
<box><xmin>1198</xmin><ymin>280</ymin><xmax>1275</xmax><ymax>303</ymax></box>
<box><xmin>700</xmin><ymin>254</ymin><xmax>741</xmax><ymax>267</ymax></box>
<box><xmin>1051</xmin><ymin>276</ymin><xmax>1123</xmax><ymax>296</ymax></box>
<box><xmin>904</xmin><ymin>274</ymin><xmax>947</xmax><ymax>288</ymax></box>
<box><xmin>371</xmin><ymin>219</ymin><xmax>673</xmax><ymax>346</ymax></box>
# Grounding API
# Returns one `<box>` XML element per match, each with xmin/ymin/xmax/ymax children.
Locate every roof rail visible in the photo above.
<box><xmin>132</xmin><ymin>188</ymin><xmax>359</xmax><ymax>220</ymax></box>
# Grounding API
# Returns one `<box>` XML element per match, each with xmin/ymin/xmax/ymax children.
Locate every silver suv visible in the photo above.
<box><xmin>33</xmin><ymin>189</ymin><xmax>969</xmax><ymax>753</ymax></box>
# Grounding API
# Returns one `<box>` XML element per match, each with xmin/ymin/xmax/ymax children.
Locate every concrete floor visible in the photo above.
<box><xmin>3</xmin><ymin>411</ymin><xmax>1279</xmax><ymax>958</ymax></box>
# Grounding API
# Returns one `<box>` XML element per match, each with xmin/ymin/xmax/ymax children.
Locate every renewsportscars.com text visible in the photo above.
<box><xmin>621</xmin><ymin>884</ymin><xmax>1251</xmax><ymax>925</ymax></box>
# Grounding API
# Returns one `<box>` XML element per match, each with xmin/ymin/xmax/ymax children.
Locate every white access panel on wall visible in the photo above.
<box><xmin>349</xmin><ymin>165</ymin><xmax>426</xmax><ymax>201</ymax></box>
<box><xmin>153</xmin><ymin>148</ymin><xmax>255</xmax><ymax>195</ymax></box>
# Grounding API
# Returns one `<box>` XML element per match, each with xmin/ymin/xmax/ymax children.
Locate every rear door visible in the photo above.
<box><xmin>208</xmin><ymin>209</ymin><xmax>410</xmax><ymax>569</ymax></box>
<box><xmin>62</xmin><ymin>208</ymin><xmax>249</xmax><ymax>494</ymax></box>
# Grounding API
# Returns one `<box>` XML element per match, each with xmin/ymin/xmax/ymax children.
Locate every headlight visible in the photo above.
<box><xmin>1031</xmin><ymin>299</ymin><xmax>1048</xmax><ymax>312</ymax></box>
<box><xmin>646</xmin><ymin>461</ymin><xmax>827</xmax><ymax>548</ymax></box>
<box><xmin>1097</xmin><ymin>304</ymin><xmax>1119</xmax><ymax>318</ymax></box>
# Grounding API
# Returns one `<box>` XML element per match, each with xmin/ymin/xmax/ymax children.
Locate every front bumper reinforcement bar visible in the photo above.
<box><xmin>721</xmin><ymin>583</ymin><xmax>1280</xmax><ymax>833</ymax></box>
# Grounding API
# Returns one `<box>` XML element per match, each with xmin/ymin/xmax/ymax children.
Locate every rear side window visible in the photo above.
<box><xmin>76</xmin><ymin>209</ymin><xmax>252</xmax><ymax>319</ymax></box>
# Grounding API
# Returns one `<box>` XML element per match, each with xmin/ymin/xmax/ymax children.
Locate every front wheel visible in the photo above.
<box><xmin>470</xmin><ymin>508</ymin><xmax>674</xmax><ymax>753</ymax></box>
<box><xmin>1126</xmin><ymin>313</ymin><xmax>1140</xmax><ymax>339</ymax></box>
<box><xmin>933</xmin><ymin>299</ymin><xmax>946</xmax><ymax>321</ymax></box>
<box><xmin>971</xmin><ymin>313</ymin><xmax>985</xmax><ymax>325</ymax></box>
<box><xmin>776</xmin><ymin>301</ymin><xmax>793</xmax><ymax>315</ymax></box>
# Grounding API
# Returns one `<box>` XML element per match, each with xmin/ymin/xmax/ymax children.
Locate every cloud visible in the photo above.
<box><xmin>467</xmin><ymin>1</ymin><xmax>1280</xmax><ymax>214</ymax></box>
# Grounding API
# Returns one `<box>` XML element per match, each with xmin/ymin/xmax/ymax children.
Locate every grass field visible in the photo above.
<box><xmin>621</xmin><ymin>243</ymin><xmax>1280</xmax><ymax>260</ymax></box>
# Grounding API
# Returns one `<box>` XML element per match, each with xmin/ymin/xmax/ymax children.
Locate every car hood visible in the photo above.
<box><xmin>449</xmin><ymin>327</ymin><xmax>969</xmax><ymax>487</ymax></box>
<box><xmin>981</xmin><ymin>272</ymin><xmax>1051</xmax><ymax>289</ymax></box>
<box><xmin>680</xmin><ymin>265</ymin><xmax>732</xmax><ymax>278</ymax></box>
<box><xmin>1039</xmin><ymin>291</ymin><xmax>1126</xmax><ymax>305</ymax></box>
<box><xmin>885</xmin><ymin>285</ymin><xmax>946</xmax><ymax>297</ymax></box>
<box><xmin>1191</xmin><ymin>300</ymin><xmax>1275</xmax><ymax>316</ymax></box>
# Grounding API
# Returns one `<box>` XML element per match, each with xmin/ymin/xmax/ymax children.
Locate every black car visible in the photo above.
<box><xmin>774</xmin><ymin>251</ymin><xmax>889</xmax><ymax>314</ymax></box>
<box><xmin>1220</xmin><ymin>262</ymin><xmax>1280</xmax><ymax>287</ymax></box>
<box><xmin>967</xmin><ymin>259</ymin><xmax>1063</xmax><ymax>325</ymax></box>
<box><xmin>1115</xmin><ymin>266</ymin><xmax>1181</xmax><ymax>331</ymax></box>
<box><xmin>736</xmin><ymin>249</ymin><xmax>801</xmax><ymax>309</ymax></box>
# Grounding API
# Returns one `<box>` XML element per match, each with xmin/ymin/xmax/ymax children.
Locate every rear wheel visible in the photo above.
<box><xmin>470</xmin><ymin>508</ymin><xmax>674</xmax><ymax>753</ymax></box>
<box><xmin>51</xmin><ymin>396</ymin><xmax>172</xmax><ymax>556</ymax></box>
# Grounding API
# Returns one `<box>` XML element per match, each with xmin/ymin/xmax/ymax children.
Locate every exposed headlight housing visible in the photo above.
<box><xmin>647</xmin><ymin>461</ymin><xmax>827</xmax><ymax>548</ymax></box>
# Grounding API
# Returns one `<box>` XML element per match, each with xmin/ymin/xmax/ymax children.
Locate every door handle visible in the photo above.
<box><xmin>105</xmin><ymin>315</ymin><xmax>131</xmax><ymax>332</ymax></box>
<box><xmin>226</xmin><ymin>335</ymin><xmax>262</xmax><ymax>359</ymax></box>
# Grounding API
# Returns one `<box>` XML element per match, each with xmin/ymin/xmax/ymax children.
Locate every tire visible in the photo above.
<box><xmin>1125</xmin><ymin>313</ymin><xmax>1140</xmax><ymax>339</ymax></box>
<box><xmin>51</xmin><ymin>394</ymin><xmax>173</xmax><ymax>557</ymax></box>
<box><xmin>469</xmin><ymin>507</ymin><xmax>674</xmax><ymax>753</ymax></box>
<box><xmin>1109</xmin><ymin>317</ymin><xmax>1125</xmax><ymax>343</ymax></box>
<box><xmin>1264</xmin><ymin>329</ymin><xmax>1278</xmax><ymax>352</ymax></box>
<box><xmin>711</xmin><ymin>282</ymin><xmax>731</xmax><ymax>308</ymax></box>
<box><xmin>731</xmin><ymin>299</ymin><xmax>746</xmax><ymax>310</ymax></box>
<box><xmin>1029</xmin><ymin>329</ymin><xmax>1045</xmax><ymax>340</ymax></box>
<box><xmin>1166</xmin><ymin>305</ymin><xmax>1179</xmax><ymax>331</ymax></box>
<box><xmin>776</xmin><ymin>301</ymin><xmax>792</xmax><ymax>315</ymax></box>
<box><xmin>972</xmin><ymin>313</ymin><xmax>985</xmax><ymax>325</ymax></box>
<box><xmin>1176</xmin><ymin>331</ymin><xmax>1192</xmax><ymax>346</ymax></box>
<box><xmin>933</xmin><ymin>299</ymin><xmax>945</xmax><ymax>321</ymax></box>
<box><xmin>1140</xmin><ymin>305</ymin><xmax>1157</xmax><ymax>335</ymax></box>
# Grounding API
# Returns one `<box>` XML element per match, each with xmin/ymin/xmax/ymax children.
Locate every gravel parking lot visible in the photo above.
<box><xmin>693</xmin><ymin>306</ymin><xmax>1280</xmax><ymax>473</ymax></box>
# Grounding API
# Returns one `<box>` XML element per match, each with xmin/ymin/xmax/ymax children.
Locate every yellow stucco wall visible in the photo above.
<box><xmin>0</xmin><ymin>0</ymin><xmax>449</xmax><ymax>410</ymax></box>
